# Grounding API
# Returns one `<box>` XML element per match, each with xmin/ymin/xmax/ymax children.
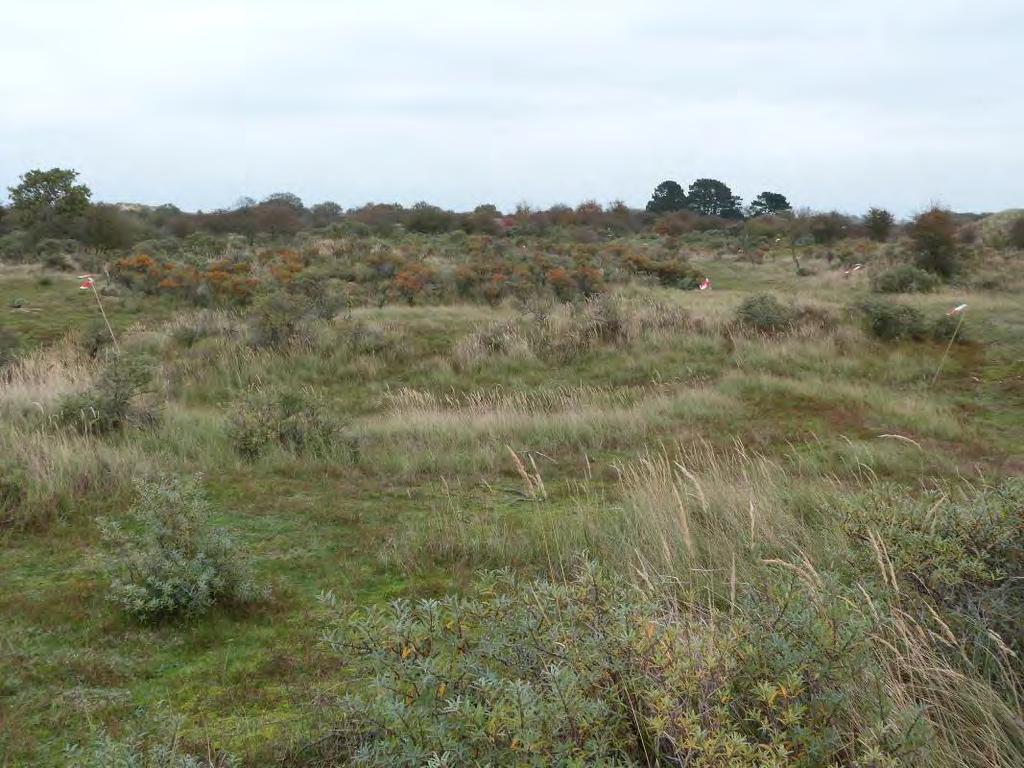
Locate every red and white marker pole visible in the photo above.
<box><xmin>79</xmin><ymin>274</ymin><xmax>120</xmax><ymax>353</ymax></box>
<box><xmin>931</xmin><ymin>303</ymin><xmax>966</xmax><ymax>387</ymax></box>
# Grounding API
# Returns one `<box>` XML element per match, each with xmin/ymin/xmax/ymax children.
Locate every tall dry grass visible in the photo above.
<box><xmin>0</xmin><ymin>335</ymin><xmax>94</xmax><ymax>420</ymax></box>
<box><xmin>452</xmin><ymin>292</ymin><xmax>701</xmax><ymax>369</ymax></box>
<box><xmin>357</xmin><ymin>386</ymin><xmax>741</xmax><ymax>477</ymax></box>
<box><xmin>0</xmin><ymin>426</ymin><xmax>141</xmax><ymax>529</ymax></box>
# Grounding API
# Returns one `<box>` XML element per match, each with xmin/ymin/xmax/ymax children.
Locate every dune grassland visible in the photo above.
<box><xmin>1</xmin><ymin>201</ymin><xmax>1023</xmax><ymax>766</ymax></box>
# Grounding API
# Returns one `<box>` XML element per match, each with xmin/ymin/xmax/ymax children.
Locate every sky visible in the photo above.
<box><xmin>2</xmin><ymin>1</ymin><xmax>1022</xmax><ymax>216</ymax></box>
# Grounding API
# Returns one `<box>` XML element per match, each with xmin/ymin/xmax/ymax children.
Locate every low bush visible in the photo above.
<box><xmin>624</xmin><ymin>253</ymin><xmax>701</xmax><ymax>289</ymax></box>
<box><xmin>734</xmin><ymin>293</ymin><xmax>794</xmax><ymax>334</ymax></box>
<box><xmin>55</xmin><ymin>354</ymin><xmax>157</xmax><ymax>435</ymax></box>
<box><xmin>98</xmin><ymin>475</ymin><xmax>267</xmax><ymax>622</ymax></box>
<box><xmin>65</xmin><ymin>710</ymin><xmax>236</xmax><ymax>767</ymax></box>
<box><xmin>871</xmin><ymin>264</ymin><xmax>940</xmax><ymax>294</ymax></box>
<box><xmin>291</xmin><ymin>269</ymin><xmax>347</xmax><ymax>319</ymax></box>
<box><xmin>1009</xmin><ymin>216</ymin><xmax>1024</xmax><ymax>249</ymax></box>
<box><xmin>857</xmin><ymin>298</ymin><xmax>926</xmax><ymax>341</ymax></box>
<box><xmin>846</xmin><ymin>480</ymin><xmax>1023</xmax><ymax>676</ymax></box>
<box><xmin>315</xmin><ymin>560</ymin><xmax>933</xmax><ymax>766</ymax></box>
<box><xmin>931</xmin><ymin>312</ymin><xmax>969</xmax><ymax>343</ymax></box>
<box><xmin>227</xmin><ymin>386</ymin><xmax>339</xmax><ymax>460</ymax></box>
<box><xmin>246</xmin><ymin>289</ymin><xmax>313</xmax><ymax>348</ymax></box>
<box><xmin>66</xmin><ymin>731</ymin><xmax>233</xmax><ymax>768</ymax></box>
<box><xmin>78</xmin><ymin>319</ymin><xmax>117</xmax><ymax>359</ymax></box>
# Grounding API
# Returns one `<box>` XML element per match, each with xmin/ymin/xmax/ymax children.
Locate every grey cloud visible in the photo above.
<box><xmin>1</xmin><ymin>0</ymin><xmax>1021</xmax><ymax>215</ymax></box>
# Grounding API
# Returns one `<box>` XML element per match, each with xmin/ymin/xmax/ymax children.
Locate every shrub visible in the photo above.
<box><xmin>734</xmin><ymin>293</ymin><xmax>794</xmax><ymax>334</ymax></box>
<box><xmin>36</xmin><ymin>238</ymin><xmax>79</xmax><ymax>269</ymax></box>
<box><xmin>227</xmin><ymin>386</ymin><xmax>338</xmax><ymax>460</ymax></box>
<box><xmin>56</xmin><ymin>354</ymin><xmax>156</xmax><ymax>435</ymax></box>
<box><xmin>66</xmin><ymin>729</ymin><xmax>234</xmax><ymax>768</ymax></box>
<box><xmin>652</xmin><ymin>210</ymin><xmax>696</xmax><ymax>236</ymax></box>
<box><xmin>857</xmin><ymin>298</ymin><xmax>926</xmax><ymax>341</ymax></box>
<box><xmin>807</xmin><ymin>211</ymin><xmax>851</xmax><ymax>245</ymax></box>
<box><xmin>454</xmin><ymin>295</ymin><xmax>690</xmax><ymax>368</ymax></box>
<box><xmin>930</xmin><ymin>312</ymin><xmax>969</xmax><ymax>343</ymax></box>
<box><xmin>0</xmin><ymin>230</ymin><xmax>32</xmax><ymax>261</ymax></box>
<box><xmin>98</xmin><ymin>475</ymin><xmax>266</xmax><ymax>622</ymax></box>
<box><xmin>791</xmin><ymin>303</ymin><xmax>838</xmax><ymax>334</ymax></box>
<box><xmin>246</xmin><ymin>289</ymin><xmax>311</xmax><ymax>348</ymax></box>
<box><xmin>392</xmin><ymin>262</ymin><xmax>437</xmax><ymax>305</ymax></box>
<box><xmin>848</xmin><ymin>480</ymin><xmax>1023</xmax><ymax>668</ymax></box>
<box><xmin>624</xmin><ymin>253</ymin><xmax>701</xmax><ymax>289</ymax></box>
<box><xmin>910</xmin><ymin>207</ymin><xmax>960</xmax><ymax>277</ymax></box>
<box><xmin>864</xmin><ymin>207</ymin><xmax>895</xmax><ymax>241</ymax></box>
<box><xmin>315</xmin><ymin>560</ymin><xmax>927</xmax><ymax>767</ymax></box>
<box><xmin>958</xmin><ymin>223</ymin><xmax>979</xmax><ymax>244</ymax></box>
<box><xmin>291</xmin><ymin>270</ymin><xmax>346</xmax><ymax>320</ymax></box>
<box><xmin>1009</xmin><ymin>215</ymin><xmax>1024</xmax><ymax>249</ymax></box>
<box><xmin>870</xmin><ymin>264</ymin><xmax>940</xmax><ymax>294</ymax></box>
<box><xmin>78</xmin><ymin>319</ymin><xmax>116</xmax><ymax>359</ymax></box>
<box><xmin>338</xmin><ymin>318</ymin><xmax>403</xmax><ymax>358</ymax></box>
<box><xmin>405</xmin><ymin>202</ymin><xmax>457</xmax><ymax>234</ymax></box>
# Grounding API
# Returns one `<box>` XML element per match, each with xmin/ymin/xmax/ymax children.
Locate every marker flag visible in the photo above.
<box><xmin>699</xmin><ymin>277</ymin><xmax>711</xmax><ymax>291</ymax></box>
<box><xmin>947</xmin><ymin>303</ymin><xmax>967</xmax><ymax>316</ymax></box>
<box><xmin>79</xmin><ymin>276</ymin><xmax>95</xmax><ymax>290</ymax></box>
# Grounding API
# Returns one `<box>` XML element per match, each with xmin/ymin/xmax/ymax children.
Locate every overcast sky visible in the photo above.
<box><xmin>2</xmin><ymin>1</ymin><xmax>1021</xmax><ymax>215</ymax></box>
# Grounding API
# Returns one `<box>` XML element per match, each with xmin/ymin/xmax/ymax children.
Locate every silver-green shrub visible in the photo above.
<box><xmin>313</xmin><ymin>560</ymin><xmax>929</xmax><ymax>766</ymax></box>
<box><xmin>98</xmin><ymin>475</ymin><xmax>267</xmax><ymax>622</ymax></box>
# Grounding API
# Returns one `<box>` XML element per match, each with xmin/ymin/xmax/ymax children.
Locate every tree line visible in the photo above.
<box><xmin>646</xmin><ymin>178</ymin><xmax>792</xmax><ymax>219</ymax></box>
<box><xmin>0</xmin><ymin>166</ymin><xmax>987</xmax><ymax>258</ymax></box>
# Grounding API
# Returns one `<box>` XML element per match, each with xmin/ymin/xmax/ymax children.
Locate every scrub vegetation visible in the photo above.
<box><xmin>2</xmin><ymin>171</ymin><xmax>1023</xmax><ymax>766</ymax></box>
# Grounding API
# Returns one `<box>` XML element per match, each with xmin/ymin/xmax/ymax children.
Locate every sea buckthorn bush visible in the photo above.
<box><xmin>98</xmin><ymin>475</ymin><xmax>267</xmax><ymax>622</ymax></box>
<box><xmin>314</xmin><ymin>560</ymin><xmax>927</xmax><ymax>767</ymax></box>
<box><xmin>847</xmin><ymin>479</ymin><xmax>1024</xmax><ymax>670</ymax></box>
